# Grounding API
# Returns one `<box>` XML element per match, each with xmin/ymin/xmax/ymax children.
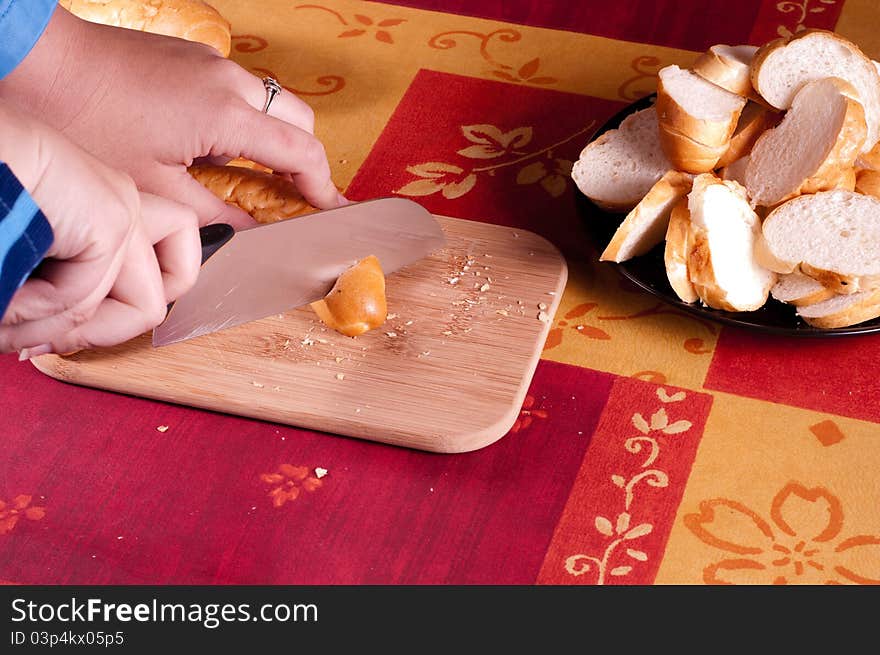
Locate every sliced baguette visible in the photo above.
<box><xmin>656</xmin><ymin>65</ymin><xmax>747</xmax><ymax>149</ymax></box>
<box><xmin>751</xmin><ymin>29</ymin><xmax>880</xmax><ymax>152</ymax></box>
<box><xmin>572</xmin><ymin>107</ymin><xmax>671</xmax><ymax>211</ymax></box>
<box><xmin>797</xmin><ymin>288</ymin><xmax>880</xmax><ymax>328</ymax></box>
<box><xmin>692</xmin><ymin>44</ymin><xmax>758</xmax><ymax>97</ymax></box>
<box><xmin>745</xmin><ymin>77</ymin><xmax>866</xmax><ymax>207</ymax></box>
<box><xmin>687</xmin><ymin>174</ymin><xmax>776</xmax><ymax>311</ymax></box>
<box><xmin>855</xmin><ymin>168</ymin><xmax>880</xmax><ymax>198</ymax></box>
<box><xmin>664</xmin><ymin>198</ymin><xmax>698</xmax><ymax>303</ymax></box>
<box><xmin>760</xmin><ymin>189</ymin><xmax>880</xmax><ymax>294</ymax></box>
<box><xmin>716</xmin><ymin>102</ymin><xmax>781</xmax><ymax>168</ymax></box>
<box><xmin>770</xmin><ymin>272</ymin><xmax>836</xmax><ymax>306</ymax></box>
<box><xmin>600</xmin><ymin>171</ymin><xmax>694</xmax><ymax>262</ymax></box>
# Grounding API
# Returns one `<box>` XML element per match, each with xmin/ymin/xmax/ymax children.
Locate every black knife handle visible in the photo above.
<box><xmin>199</xmin><ymin>223</ymin><xmax>235</xmax><ymax>265</ymax></box>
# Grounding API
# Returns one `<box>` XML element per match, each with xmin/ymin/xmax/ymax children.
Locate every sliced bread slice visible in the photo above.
<box><xmin>760</xmin><ymin>189</ymin><xmax>880</xmax><ymax>294</ymax></box>
<box><xmin>751</xmin><ymin>29</ymin><xmax>880</xmax><ymax>152</ymax></box>
<box><xmin>656</xmin><ymin>65</ymin><xmax>747</xmax><ymax>149</ymax></box>
<box><xmin>664</xmin><ymin>198</ymin><xmax>698</xmax><ymax>303</ymax></box>
<box><xmin>716</xmin><ymin>101</ymin><xmax>781</xmax><ymax>168</ymax></box>
<box><xmin>770</xmin><ymin>272</ymin><xmax>836</xmax><ymax>306</ymax></box>
<box><xmin>693</xmin><ymin>44</ymin><xmax>758</xmax><ymax>97</ymax></box>
<box><xmin>745</xmin><ymin>77</ymin><xmax>866</xmax><ymax>207</ymax></box>
<box><xmin>658</xmin><ymin>122</ymin><xmax>730</xmax><ymax>173</ymax></box>
<box><xmin>687</xmin><ymin>174</ymin><xmax>777</xmax><ymax>311</ymax></box>
<box><xmin>797</xmin><ymin>288</ymin><xmax>880</xmax><ymax>328</ymax></box>
<box><xmin>600</xmin><ymin>171</ymin><xmax>694</xmax><ymax>262</ymax></box>
<box><xmin>572</xmin><ymin>107</ymin><xmax>671</xmax><ymax>211</ymax></box>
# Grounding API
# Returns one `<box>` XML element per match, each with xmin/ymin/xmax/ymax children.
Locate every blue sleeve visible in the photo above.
<box><xmin>0</xmin><ymin>163</ymin><xmax>54</xmax><ymax>319</ymax></box>
<box><xmin>0</xmin><ymin>0</ymin><xmax>57</xmax><ymax>79</ymax></box>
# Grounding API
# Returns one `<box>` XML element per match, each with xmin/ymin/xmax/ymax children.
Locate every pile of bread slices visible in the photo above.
<box><xmin>572</xmin><ymin>30</ymin><xmax>880</xmax><ymax>329</ymax></box>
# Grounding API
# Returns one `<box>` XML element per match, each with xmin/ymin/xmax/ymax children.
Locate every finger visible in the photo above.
<box><xmin>140</xmin><ymin>165</ymin><xmax>257</xmax><ymax>230</ymax></box>
<box><xmin>138</xmin><ymin>192</ymin><xmax>201</xmax><ymax>303</ymax></box>
<box><xmin>1</xmin><ymin>220</ymin><xmax>135</xmax><ymax>327</ymax></box>
<box><xmin>228</xmin><ymin>111</ymin><xmax>342</xmax><ymax>210</ymax></box>
<box><xmin>241</xmin><ymin>73</ymin><xmax>316</xmax><ymax>134</ymax></box>
<box><xmin>29</xmin><ymin>223</ymin><xmax>166</xmax><ymax>354</ymax></box>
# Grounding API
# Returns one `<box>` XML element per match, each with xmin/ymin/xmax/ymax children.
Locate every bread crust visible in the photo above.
<box><xmin>855</xmin><ymin>168</ymin><xmax>880</xmax><ymax>198</ymax></box>
<box><xmin>692</xmin><ymin>45</ymin><xmax>757</xmax><ymax>97</ymax></box>
<box><xmin>309</xmin><ymin>256</ymin><xmax>388</xmax><ymax>337</ymax></box>
<box><xmin>798</xmin><ymin>288</ymin><xmax>880</xmax><ymax>328</ymax></box>
<box><xmin>189</xmin><ymin>164</ymin><xmax>317</xmax><ymax>223</ymax></box>
<box><xmin>663</xmin><ymin>199</ymin><xmax>698</xmax><ymax>303</ymax></box>
<box><xmin>656</xmin><ymin>76</ymin><xmax>745</xmax><ymax>149</ymax></box>
<box><xmin>60</xmin><ymin>0</ymin><xmax>232</xmax><ymax>56</ymax></box>
<box><xmin>658</xmin><ymin>122</ymin><xmax>729</xmax><ymax>173</ymax></box>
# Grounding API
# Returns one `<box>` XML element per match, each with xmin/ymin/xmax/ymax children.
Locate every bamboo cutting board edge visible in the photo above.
<box><xmin>30</xmin><ymin>216</ymin><xmax>567</xmax><ymax>453</ymax></box>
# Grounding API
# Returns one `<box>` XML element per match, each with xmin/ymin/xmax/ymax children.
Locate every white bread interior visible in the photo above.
<box><xmin>693</xmin><ymin>44</ymin><xmax>758</xmax><ymax>97</ymax></box>
<box><xmin>770</xmin><ymin>272</ymin><xmax>836</xmax><ymax>306</ymax></box>
<box><xmin>745</xmin><ymin>77</ymin><xmax>866</xmax><ymax>207</ymax></box>
<box><xmin>750</xmin><ymin>29</ymin><xmax>880</xmax><ymax>152</ymax></box>
<box><xmin>686</xmin><ymin>174</ymin><xmax>776</xmax><ymax>311</ymax></box>
<box><xmin>664</xmin><ymin>198</ymin><xmax>698</xmax><ymax>303</ymax></box>
<box><xmin>761</xmin><ymin>189</ymin><xmax>880</xmax><ymax>293</ymax></box>
<box><xmin>572</xmin><ymin>107</ymin><xmax>671</xmax><ymax>211</ymax></box>
<box><xmin>600</xmin><ymin>171</ymin><xmax>693</xmax><ymax>262</ymax></box>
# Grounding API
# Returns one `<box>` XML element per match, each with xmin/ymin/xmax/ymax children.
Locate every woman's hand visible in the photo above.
<box><xmin>0</xmin><ymin>101</ymin><xmax>200</xmax><ymax>357</ymax></box>
<box><xmin>0</xmin><ymin>5</ymin><xmax>344</xmax><ymax>230</ymax></box>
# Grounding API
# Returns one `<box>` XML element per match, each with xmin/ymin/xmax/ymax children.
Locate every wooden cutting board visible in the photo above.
<box><xmin>31</xmin><ymin>216</ymin><xmax>567</xmax><ymax>453</ymax></box>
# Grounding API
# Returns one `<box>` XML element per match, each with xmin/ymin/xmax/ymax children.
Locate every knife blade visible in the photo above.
<box><xmin>152</xmin><ymin>197</ymin><xmax>446</xmax><ymax>347</ymax></box>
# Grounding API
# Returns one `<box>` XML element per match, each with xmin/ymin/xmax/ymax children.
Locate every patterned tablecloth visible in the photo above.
<box><xmin>1</xmin><ymin>0</ymin><xmax>879</xmax><ymax>586</ymax></box>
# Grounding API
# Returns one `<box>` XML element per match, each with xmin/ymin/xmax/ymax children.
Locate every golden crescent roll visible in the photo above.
<box><xmin>59</xmin><ymin>0</ymin><xmax>232</xmax><ymax>57</ymax></box>
<box><xmin>188</xmin><ymin>164</ymin><xmax>317</xmax><ymax>224</ymax></box>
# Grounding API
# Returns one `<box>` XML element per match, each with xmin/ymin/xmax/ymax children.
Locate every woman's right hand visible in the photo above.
<box><xmin>0</xmin><ymin>101</ymin><xmax>201</xmax><ymax>357</ymax></box>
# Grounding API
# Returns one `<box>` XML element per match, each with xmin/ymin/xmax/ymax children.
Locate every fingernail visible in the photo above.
<box><xmin>18</xmin><ymin>343</ymin><xmax>53</xmax><ymax>361</ymax></box>
<box><xmin>337</xmin><ymin>192</ymin><xmax>351</xmax><ymax>206</ymax></box>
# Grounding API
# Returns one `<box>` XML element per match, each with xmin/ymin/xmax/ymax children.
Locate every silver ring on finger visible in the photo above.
<box><xmin>261</xmin><ymin>76</ymin><xmax>282</xmax><ymax>115</ymax></box>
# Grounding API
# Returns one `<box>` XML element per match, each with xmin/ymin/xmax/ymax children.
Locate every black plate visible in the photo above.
<box><xmin>575</xmin><ymin>95</ymin><xmax>880</xmax><ymax>337</ymax></box>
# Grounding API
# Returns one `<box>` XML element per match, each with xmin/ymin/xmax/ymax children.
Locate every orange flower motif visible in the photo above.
<box><xmin>685</xmin><ymin>481</ymin><xmax>880</xmax><ymax>584</ymax></box>
<box><xmin>260</xmin><ymin>464</ymin><xmax>323</xmax><ymax>508</ymax></box>
<box><xmin>510</xmin><ymin>395</ymin><xmax>548</xmax><ymax>432</ymax></box>
<box><xmin>0</xmin><ymin>495</ymin><xmax>46</xmax><ymax>535</ymax></box>
<box><xmin>338</xmin><ymin>14</ymin><xmax>405</xmax><ymax>43</ymax></box>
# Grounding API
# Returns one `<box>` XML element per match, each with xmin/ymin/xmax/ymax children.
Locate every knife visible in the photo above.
<box><xmin>152</xmin><ymin>197</ymin><xmax>446</xmax><ymax>347</ymax></box>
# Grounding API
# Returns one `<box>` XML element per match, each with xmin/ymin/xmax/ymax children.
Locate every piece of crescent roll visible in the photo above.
<box><xmin>310</xmin><ymin>256</ymin><xmax>388</xmax><ymax>337</ymax></box>
<box><xmin>188</xmin><ymin>165</ymin><xmax>317</xmax><ymax>224</ymax></box>
<box><xmin>59</xmin><ymin>0</ymin><xmax>232</xmax><ymax>57</ymax></box>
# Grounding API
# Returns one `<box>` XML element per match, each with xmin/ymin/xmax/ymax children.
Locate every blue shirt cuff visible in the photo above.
<box><xmin>0</xmin><ymin>0</ymin><xmax>58</xmax><ymax>79</ymax></box>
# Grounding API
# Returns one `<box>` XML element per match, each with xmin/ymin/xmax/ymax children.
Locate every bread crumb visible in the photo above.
<box><xmin>448</xmin><ymin>277</ymin><xmax>459</xmax><ymax>285</ymax></box>
<box><xmin>512</xmin><ymin>232</ymin><xmax>519</xmax><ymax>238</ymax></box>
<box><xmin>355</xmin><ymin>408</ymin><xmax>362</xmax><ymax>413</ymax></box>
<box><xmin>387</xmin><ymin>313</ymin><xmax>398</xmax><ymax>320</ymax></box>
<box><xmin>480</xmin><ymin>283</ymin><xmax>491</xmax><ymax>293</ymax></box>
<box><xmin>538</xmin><ymin>311</ymin><xmax>551</xmax><ymax>323</ymax></box>
<box><xmin>336</xmin><ymin>373</ymin><xmax>345</xmax><ymax>380</ymax></box>
<box><xmin>538</xmin><ymin>302</ymin><xmax>548</xmax><ymax>310</ymax></box>
<box><xmin>273</xmin><ymin>386</ymin><xmax>282</xmax><ymax>392</ymax></box>
<box><xmin>386</xmin><ymin>331</ymin><xmax>397</xmax><ymax>337</ymax></box>
<box><xmin>252</xmin><ymin>381</ymin><xmax>264</xmax><ymax>388</ymax></box>
<box><xmin>335</xmin><ymin>357</ymin><xmax>344</xmax><ymax>364</ymax></box>
<box><xmin>314</xmin><ymin>467</ymin><xmax>328</xmax><ymax>479</ymax></box>
<box><xmin>156</xmin><ymin>425</ymin><xmax>169</xmax><ymax>433</ymax></box>
<box><xmin>576</xmin><ymin>325</ymin><xmax>584</xmax><ymax>331</ymax></box>
<box><xmin>442</xmin><ymin>330</ymin><xmax>453</xmax><ymax>336</ymax></box>
<box><xmin>496</xmin><ymin>309</ymin><xmax>509</xmax><ymax>316</ymax></box>
<box><xmin>315</xmin><ymin>337</ymin><xmax>329</xmax><ymax>344</ymax></box>
<box><xmin>404</xmin><ymin>320</ymin><xmax>413</xmax><ymax>326</ymax></box>
<box><xmin>547</xmin><ymin>291</ymin><xmax>556</xmax><ymax>296</ymax></box>
<box><xmin>282</xmin><ymin>339</ymin><xmax>291</xmax><ymax>349</ymax></box>
<box><xmin>302</xmin><ymin>337</ymin><xmax>315</xmax><ymax>346</ymax></box>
